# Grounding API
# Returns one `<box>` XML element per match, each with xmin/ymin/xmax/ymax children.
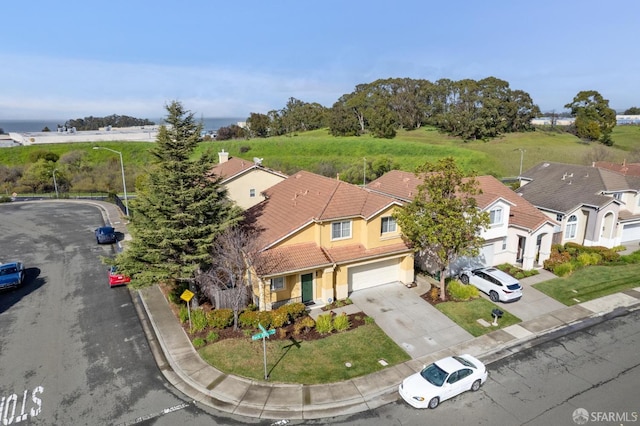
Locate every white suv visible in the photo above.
<box><xmin>459</xmin><ymin>267</ymin><xmax>522</xmax><ymax>302</ymax></box>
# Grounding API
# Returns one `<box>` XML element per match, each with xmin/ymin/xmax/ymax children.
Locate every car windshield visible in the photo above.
<box><xmin>507</xmin><ymin>283</ymin><xmax>521</xmax><ymax>290</ymax></box>
<box><xmin>420</xmin><ymin>362</ymin><xmax>448</xmax><ymax>387</ymax></box>
<box><xmin>99</xmin><ymin>228</ymin><xmax>114</xmax><ymax>234</ymax></box>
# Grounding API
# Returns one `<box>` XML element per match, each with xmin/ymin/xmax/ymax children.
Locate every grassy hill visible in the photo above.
<box><xmin>1</xmin><ymin>126</ymin><xmax>639</xmax><ymax>180</ymax></box>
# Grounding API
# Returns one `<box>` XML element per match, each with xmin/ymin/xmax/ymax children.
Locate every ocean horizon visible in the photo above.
<box><xmin>0</xmin><ymin>117</ymin><xmax>245</xmax><ymax>133</ymax></box>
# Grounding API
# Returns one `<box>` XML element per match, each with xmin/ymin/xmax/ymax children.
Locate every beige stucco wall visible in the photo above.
<box><xmin>225</xmin><ymin>169</ymin><xmax>286</xmax><ymax>209</ymax></box>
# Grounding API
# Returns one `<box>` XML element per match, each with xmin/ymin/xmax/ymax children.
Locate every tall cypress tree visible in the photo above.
<box><xmin>114</xmin><ymin>101</ymin><xmax>241</xmax><ymax>289</ymax></box>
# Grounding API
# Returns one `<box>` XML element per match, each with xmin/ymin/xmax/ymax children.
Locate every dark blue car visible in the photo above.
<box><xmin>0</xmin><ymin>262</ymin><xmax>25</xmax><ymax>290</ymax></box>
<box><xmin>95</xmin><ymin>226</ymin><xmax>117</xmax><ymax>244</ymax></box>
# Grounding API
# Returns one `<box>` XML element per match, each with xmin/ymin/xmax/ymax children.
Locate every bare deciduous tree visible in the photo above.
<box><xmin>196</xmin><ymin>226</ymin><xmax>262</xmax><ymax>329</ymax></box>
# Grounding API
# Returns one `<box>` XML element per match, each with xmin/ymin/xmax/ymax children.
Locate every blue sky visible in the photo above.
<box><xmin>2</xmin><ymin>0</ymin><xmax>638</xmax><ymax>120</ymax></box>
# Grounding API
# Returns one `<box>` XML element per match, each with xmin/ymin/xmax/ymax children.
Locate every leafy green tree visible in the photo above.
<box><xmin>246</xmin><ymin>112</ymin><xmax>271</xmax><ymax>138</ymax></box>
<box><xmin>394</xmin><ymin>157</ymin><xmax>489</xmax><ymax>301</ymax></box>
<box><xmin>114</xmin><ymin>101</ymin><xmax>242</xmax><ymax>290</ymax></box>
<box><xmin>565</xmin><ymin>90</ymin><xmax>616</xmax><ymax>145</ymax></box>
<box><xmin>623</xmin><ymin>107</ymin><xmax>640</xmax><ymax>115</ymax></box>
<box><xmin>18</xmin><ymin>158</ymin><xmax>57</xmax><ymax>192</ymax></box>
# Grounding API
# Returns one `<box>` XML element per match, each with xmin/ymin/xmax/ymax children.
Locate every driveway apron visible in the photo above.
<box><xmin>349</xmin><ymin>282</ymin><xmax>473</xmax><ymax>359</ymax></box>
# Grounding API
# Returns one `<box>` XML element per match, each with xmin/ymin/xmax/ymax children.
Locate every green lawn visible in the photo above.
<box><xmin>533</xmin><ymin>263</ymin><xmax>640</xmax><ymax>306</ymax></box>
<box><xmin>435</xmin><ymin>298</ymin><xmax>521</xmax><ymax>337</ymax></box>
<box><xmin>198</xmin><ymin>323</ymin><xmax>411</xmax><ymax>384</ymax></box>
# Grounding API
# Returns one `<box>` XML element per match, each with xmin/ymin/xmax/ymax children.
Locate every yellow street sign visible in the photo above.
<box><xmin>180</xmin><ymin>289</ymin><xmax>195</xmax><ymax>302</ymax></box>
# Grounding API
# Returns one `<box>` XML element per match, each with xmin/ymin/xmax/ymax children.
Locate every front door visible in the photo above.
<box><xmin>301</xmin><ymin>273</ymin><xmax>313</xmax><ymax>304</ymax></box>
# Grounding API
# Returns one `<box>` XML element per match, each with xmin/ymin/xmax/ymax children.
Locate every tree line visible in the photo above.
<box><xmin>63</xmin><ymin>114</ymin><xmax>155</xmax><ymax>131</ymax></box>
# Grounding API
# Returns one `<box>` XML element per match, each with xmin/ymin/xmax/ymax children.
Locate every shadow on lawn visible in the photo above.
<box><xmin>267</xmin><ymin>337</ymin><xmax>302</xmax><ymax>378</ymax></box>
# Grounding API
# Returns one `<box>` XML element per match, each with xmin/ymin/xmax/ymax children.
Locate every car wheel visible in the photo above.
<box><xmin>460</xmin><ymin>274</ymin><xmax>469</xmax><ymax>284</ymax></box>
<box><xmin>490</xmin><ymin>291</ymin><xmax>499</xmax><ymax>302</ymax></box>
<box><xmin>428</xmin><ymin>396</ymin><xmax>439</xmax><ymax>409</ymax></box>
<box><xmin>471</xmin><ymin>379</ymin><xmax>481</xmax><ymax>392</ymax></box>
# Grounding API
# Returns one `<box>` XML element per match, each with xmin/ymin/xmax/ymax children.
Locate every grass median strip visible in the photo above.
<box><xmin>533</xmin><ymin>263</ymin><xmax>640</xmax><ymax>306</ymax></box>
<box><xmin>198</xmin><ymin>324</ymin><xmax>410</xmax><ymax>384</ymax></box>
<box><xmin>435</xmin><ymin>298</ymin><xmax>521</xmax><ymax>337</ymax></box>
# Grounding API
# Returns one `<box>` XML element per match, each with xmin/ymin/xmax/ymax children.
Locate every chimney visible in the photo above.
<box><xmin>218</xmin><ymin>149</ymin><xmax>229</xmax><ymax>164</ymax></box>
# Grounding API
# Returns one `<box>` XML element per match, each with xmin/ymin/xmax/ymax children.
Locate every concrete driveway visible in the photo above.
<box><xmin>349</xmin><ymin>281</ymin><xmax>473</xmax><ymax>359</ymax></box>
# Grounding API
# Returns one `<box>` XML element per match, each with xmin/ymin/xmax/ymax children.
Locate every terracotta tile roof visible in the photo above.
<box><xmin>517</xmin><ymin>162</ymin><xmax>634</xmax><ymax>213</ymax></box>
<box><xmin>255</xmin><ymin>242</ymin><xmax>333</xmax><ymax>276</ymax></box>
<box><xmin>325</xmin><ymin>242</ymin><xmax>412</xmax><ymax>263</ymax></box>
<box><xmin>367</xmin><ymin>170</ymin><xmax>555</xmax><ymax>232</ymax></box>
<box><xmin>210</xmin><ymin>156</ymin><xmax>287</xmax><ymax>182</ymax></box>
<box><xmin>594</xmin><ymin>161</ymin><xmax>640</xmax><ymax>177</ymax></box>
<box><xmin>245</xmin><ymin>170</ymin><xmax>401</xmax><ymax>250</ymax></box>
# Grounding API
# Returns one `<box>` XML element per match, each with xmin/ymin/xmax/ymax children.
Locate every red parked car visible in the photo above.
<box><xmin>108</xmin><ymin>266</ymin><xmax>130</xmax><ymax>287</ymax></box>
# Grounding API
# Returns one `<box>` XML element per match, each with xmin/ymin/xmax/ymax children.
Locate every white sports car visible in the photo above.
<box><xmin>399</xmin><ymin>354</ymin><xmax>488</xmax><ymax>409</ymax></box>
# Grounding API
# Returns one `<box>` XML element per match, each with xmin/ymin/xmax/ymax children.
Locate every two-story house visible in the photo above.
<box><xmin>366</xmin><ymin>170</ymin><xmax>556</xmax><ymax>271</ymax></box>
<box><xmin>243</xmin><ymin>170</ymin><xmax>415</xmax><ymax>311</ymax></box>
<box><xmin>517</xmin><ymin>162</ymin><xmax>640</xmax><ymax>247</ymax></box>
<box><xmin>210</xmin><ymin>150</ymin><xmax>288</xmax><ymax>209</ymax></box>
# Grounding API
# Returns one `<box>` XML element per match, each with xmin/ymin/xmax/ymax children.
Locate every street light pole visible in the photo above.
<box><xmin>516</xmin><ymin>148</ymin><xmax>526</xmax><ymax>178</ymax></box>
<box><xmin>93</xmin><ymin>147</ymin><xmax>129</xmax><ymax>216</ymax></box>
<box><xmin>52</xmin><ymin>169</ymin><xmax>59</xmax><ymax>198</ymax></box>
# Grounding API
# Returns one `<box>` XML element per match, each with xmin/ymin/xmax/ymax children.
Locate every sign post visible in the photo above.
<box><xmin>251</xmin><ymin>323</ymin><xmax>276</xmax><ymax>380</ymax></box>
<box><xmin>180</xmin><ymin>289</ymin><xmax>195</xmax><ymax>331</ymax></box>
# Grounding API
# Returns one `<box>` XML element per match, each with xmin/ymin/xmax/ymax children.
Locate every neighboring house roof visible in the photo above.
<box><xmin>594</xmin><ymin>161</ymin><xmax>640</xmax><ymax>177</ymax></box>
<box><xmin>211</xmin><ymin>156</ymin><xmax>287</xmax><ymax>182</ymax></box>
<box><xmin>245</xmin><ymin>171</ymin><xmax>411</xmax><ymax>276</ymax></box>
<box><xmin>517</xmin><ymin>162</ymin><xmax>635</xmax><ymax>214</ymax></box>
<box><xmin>367</xmin><ymin>170</ymin><xmax>555</xmax><ymax>233</ymax></box>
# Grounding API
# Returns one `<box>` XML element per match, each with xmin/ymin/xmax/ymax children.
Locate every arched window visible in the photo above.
<box><xmin>566</xmin><ymin>215</ymin><xmax>577</xmax><ymax>239</ymax></box>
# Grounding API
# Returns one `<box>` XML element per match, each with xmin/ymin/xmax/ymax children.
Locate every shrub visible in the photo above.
<box><xmin>0</xmin><ymin>195</ymin><xmax>12</xmax><ymax>203</ymax></box>
<box><xmin>315</xmin><ymin>313</ymin><xmax>334</xmax><ymax>334</ymax></box>
<box><xmin>270</xmin><ymin>307</ymin><xmax>290</xmax><ymax>328</ymax></box>
<box><xmin>448</xmin><ymin>280</ymin><xmax>480</xmax><ymax>301</ymax></box>
<box><xmin>192</xmin><ymin>337</ymin><xmax>206</xmax><ymax>348</ymax></box>
<box><xmin>293</xmin><ymin>316</ymin><xmax>315</xmax><ymax>335</ymax></box>
<box><xmin>553</xmin><ymin>262</ymin><xmax>574</xmax><ymax>277</ymax></box>
<box><xmin>239</xmin><ymin>145</ymin><xmax>251</xmax><ymax>153</ymax></box>
<box><xmin>256</xmin><ymin>311</ymin><xmax>273</xmax><ymax>329</ymax></box>
<box><xmin>282</xmin><ymin>302</ymin><xmax>306</xmax><ymax>320</ymax></box>
<box><xmin>239</xmin><ymin>310</ymin><xmax>258</xmax><ymax>328</ymax></box>
<box><xmin>277</xmin><ymin>328</ymin><xmax>288</xmax><ymax>339</ymax></box>
<box><xmin>364</xmin><ymin>316</ymin><xmax>375</xmax><ymax>325</ymax></box>
<box><xmin>179</xmin><ymin>305</ymin><xmax>189</xmax><ymax>323</ymax></box>
<box><xmin>206</xmin><ymin>331</ymin><xmax>219</xmax><ymax>343</ymax></box>
<box><xmin>333</xmin><ymin>312</ymin><xmax>351</xmax><ymax>332</ymax></box>
<box><xmin>191</xmin><ymin>308</ymin><xmax>208</xmax><ymax>332</ymax></box>
<box><xmin>207</xmin><ymin>309</ymin><xmax>234</xmax><ymax>329</ymax></box>
<box><xmin>544</xmin><ymin>247</ymin><xmax>572</xmax><ymax>271</ymax></box>
<box><xmin>168</xmin><ymin>281</ymin><xmax>190</xmax><ymax>305</ymax></box>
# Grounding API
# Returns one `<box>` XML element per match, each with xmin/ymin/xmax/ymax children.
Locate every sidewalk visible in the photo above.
<box><xmin>91</xmin><ymin>200</ymin><xmax>640</xmax><ymax>420</ymax></box>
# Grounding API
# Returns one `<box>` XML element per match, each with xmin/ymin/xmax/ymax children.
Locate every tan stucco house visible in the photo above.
<box><xmin>367</xmin><ymin>170</ymin><xmax>557</xmax><ymax>271</ymax></box>
<box><xmin>244</xmin><ymin>171</ymin><xmax>415</xmax><ymax>310</ymax></box>
<box><xmin>211</xmin><ymin>150</ymin><xmax>287</xmax><ymax>209</ymax></box>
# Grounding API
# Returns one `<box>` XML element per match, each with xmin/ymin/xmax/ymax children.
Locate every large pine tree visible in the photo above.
<box><xmin>114</xmin><ymin>101</ymin><xmax>241</xmax><ymax>289</ymax></box>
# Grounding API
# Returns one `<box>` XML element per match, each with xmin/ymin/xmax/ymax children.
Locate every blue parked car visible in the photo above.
<box><xmin>95</xmin><ymin>226</ymin><xmax>117</xmax><ymax>244</ymax></box>
<box><xmin>0</xmin><ymin>262</ymin><xmax>25</xmax><ymax>290</ymax></box>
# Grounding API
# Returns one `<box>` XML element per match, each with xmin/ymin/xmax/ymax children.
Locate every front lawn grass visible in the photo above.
<box><xmin>435</xmin><ymin>298</ymin><xmax>521</xmax><ymax>337</ymax></box>
<box><xmin>533</xmin><ymin>263</ymin><xmax>640</xmax><ymax>306</ymax></box>
<box><xmin>198</xmin><ymin>324</ymin><xmax>410</xmax><ymax>384</ymax></box>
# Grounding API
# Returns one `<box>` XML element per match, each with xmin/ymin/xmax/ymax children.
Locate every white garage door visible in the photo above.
<box><xmin>621</xmin><ymin>223</ymin><xmax>640</xmax><ymax>242</ymax></box>
<box><xmin>348</xmin><ymin>258</ymin><xmax>400</xmax><ymax>292</ymax></box>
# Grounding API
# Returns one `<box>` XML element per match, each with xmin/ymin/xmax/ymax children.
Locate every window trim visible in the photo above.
<box><xmin>270</xmin><ymin>277</ymin><xmax>285</xmax><ymax>291</ymax></box>
<box><xmin>381</xmin><ymin>216</ymin><xmax>397</xmax><ymax>234</ymax></box>
<box><xmin>489</xmin><ymin>207</ymin><xmax>503</xmax><ymax>226</ymax></box>
<box><xmin>566</xmin><ymin>214</ymin><xmax>578</xmax><ymax>239</ymax></box>
<box><xmin>331</xmin><ymin>220</ymin><xmax>352</xmax><ymax>240</ymax></box>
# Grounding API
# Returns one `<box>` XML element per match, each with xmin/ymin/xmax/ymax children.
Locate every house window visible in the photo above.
<box><xmin>566</xmin><ymin>215</ymin><xmax>578</xmax><ymax>239</ymax></box>
<box><xmin>490</xmin><ymin>208</ymin><xmax>503</xmax><ymax>226</ymax></box>
<box><xmin>331</xmin><ymin>221</ymin><xmax>352</xmax><ymax>240</ymax></box>
<box><xmin>556</xmin><ymin>213</ymin><xmax>563</xmax><ymax>222</ymax></box>
<box><xmin>612</xmin><ymin>192</ymin><xmax>622</xmax><ymax>201</ymax></box>
<box><xmin>502</xmin><ymin>237</ymin><xmax>507</xmax><ymax>250</ymax></box>
<box><xmin>381</xmin><ymin>217</ymin><xmax>397</xmax><ymax>234</ymax></box>
<box><xmin>270</xmin><ymin>277</ymin><xmax>285</xmax><ymax>291</ymax></box>
<box><xmin>249</xmin><ymin>188</ymin><xmax>256</xmax><ymax>198</ymax></box>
